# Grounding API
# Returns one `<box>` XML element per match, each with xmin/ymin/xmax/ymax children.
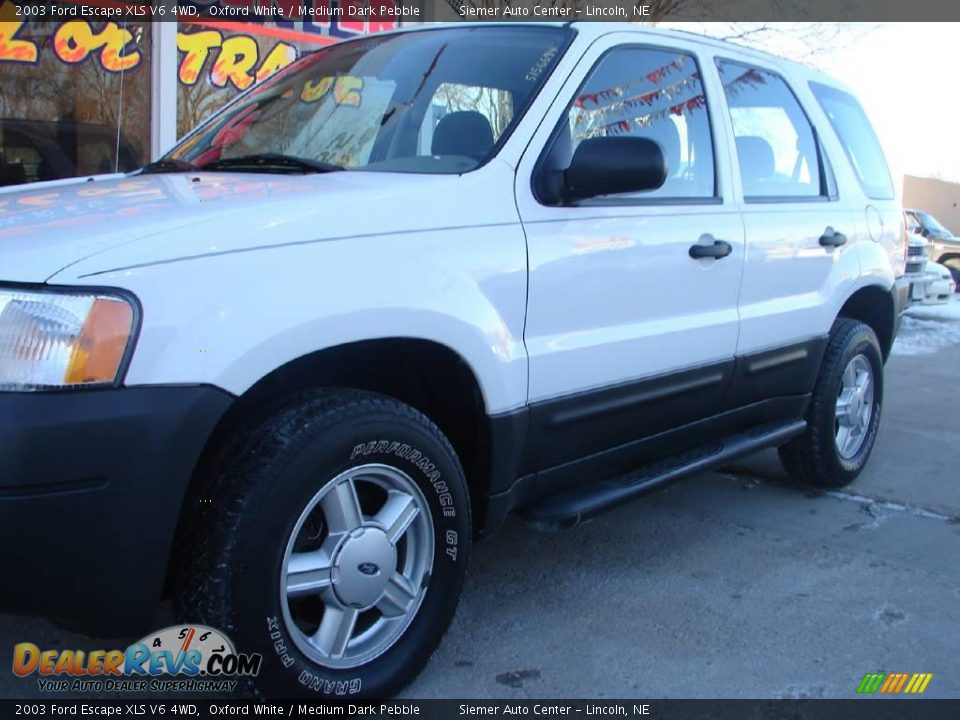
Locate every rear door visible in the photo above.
<box><xmin>515</xmin><ymin>33</ymin><xmax>745</xmax><ymax>472</ymax></box>
<box><xmin>712</xmin><ymin>57</ymin><xmax>861</xmax><ymax>405</ymax></box>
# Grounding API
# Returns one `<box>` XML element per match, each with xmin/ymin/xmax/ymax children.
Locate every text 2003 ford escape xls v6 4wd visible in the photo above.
<box><xmin>0</xmin><ymin>24</ymin><xmax>908</xmax><ymax>698</ymax></box>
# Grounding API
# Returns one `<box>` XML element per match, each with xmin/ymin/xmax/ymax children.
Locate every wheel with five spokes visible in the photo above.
<box><xmin>778</xmin><ymin>318</ymin><xmax>884</xmax><ymax>489</ymax></box>
<box><xmin>280</xmin><ymin>463</ymin><xmax>435</xmax><ymax>670</ymax></box>
<box><xmin>174</xmin><ymin>390</ymin><xmax>470</xmax><ymax>699</ymax></box>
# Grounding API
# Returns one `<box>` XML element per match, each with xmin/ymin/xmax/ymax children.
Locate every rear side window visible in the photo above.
<box><xmin>717</xmin><ymin>60</ymin><xmax>822</xmax><ymax>200</ymax></box>
<box><xmin>809</xmin><ymin>82</ymin><xmax>894</xmax><ymax>200</ymax></box>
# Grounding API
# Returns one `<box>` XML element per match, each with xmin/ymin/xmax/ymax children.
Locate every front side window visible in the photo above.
<box><xmin>914</xmin><ymin>210</ymin><xmax>954</xmax><ymax>239</ymax></box>
<box><xmin>547</xmin><ymin>47</ymin><xmax>716</xmax><ymax>200</ymax></box>
<box><xmin>809</xmin><ymin>82</ymin><xmax>893</xmax><ymax>200</ymax></box>
<box><xmin>717</xmin><ymin>60</ymin><xmax>822</xmax><ymax>200</ymax></box>
<box><xmin>166</xmin><ymin>27</ymin><xmax>569</xmax><ymax>175</ymax></box>
<box><xmin>905</xmin><ymin>211</ymin><xmax>922</xmax><ymax>234</ymax></box>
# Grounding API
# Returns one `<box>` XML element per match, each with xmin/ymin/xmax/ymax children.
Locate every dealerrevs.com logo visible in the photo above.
<box><xmin>13</xmin><ymin>625</ymin><xmax>262</xmax><ymax>693</ymax></box>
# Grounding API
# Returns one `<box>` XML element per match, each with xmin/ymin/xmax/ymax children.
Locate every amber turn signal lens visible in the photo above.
<box><xmin>65</xmin><ymin>298</ymin><xmax>134</xmax><ymax>384</ymax></box>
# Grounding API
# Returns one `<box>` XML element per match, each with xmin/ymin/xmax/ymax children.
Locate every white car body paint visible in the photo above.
<box><xmin>14</xmin><ymin>164</ymin><xmax>530</xmax><ymax>413</ymax></box>
<box><xmin>0</xmin><ymin>23</ymin><xmax>902</xmax><ymax>416</ymax></box>
<box><xmin>515</xmin><ymin>31</ymin><xmax>745</xmax><ymax>402</ymax></box>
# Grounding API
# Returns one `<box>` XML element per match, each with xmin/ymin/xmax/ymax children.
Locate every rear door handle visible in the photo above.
<box><xmin>819</xmin><ymin>228</ymin><xmax>847</xmax><ymax>248</ymax></box>
<box><xmin>689</xmin><ymin>240</ymin><xmax>732</xmax><ymax>259</ymax></box>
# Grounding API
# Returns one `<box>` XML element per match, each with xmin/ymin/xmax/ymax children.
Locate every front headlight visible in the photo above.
<box><xmin>0</xmin><ymin>287</ymin><xmax>136</xmax><ymax>391</ymax></box>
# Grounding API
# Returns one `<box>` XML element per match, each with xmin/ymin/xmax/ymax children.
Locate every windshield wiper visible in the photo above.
<box><xmin>140</xmin><ymin>158</ymin><xmax>200</xmax><ymax>174</ymax></box>
<box><xmin>201</xmin><ymin>153</ymin><xmax>344</xmax><ymax>174</ymax></box>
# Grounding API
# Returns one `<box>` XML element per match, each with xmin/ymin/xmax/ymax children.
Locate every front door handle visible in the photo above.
<box><xmin>689</xmin><ymin>239</ymin><xmax>733</xmax><ymax>259</ymax></box>
<box><xmin>819</xmin><ymin>228</ymin><xmax>847</xmax><ymax>248</ymax></box>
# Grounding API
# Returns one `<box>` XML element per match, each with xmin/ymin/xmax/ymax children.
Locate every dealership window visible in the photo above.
<box><xmin>174</xmin><ymin>22</ymin><xmax>402</xmax><ymax>140</ymax></box>
<box><xmin>175</xmin><ymin>23</ymin><xmax>315</xmax><ymax>138</ymax></box>
<box><xmin>0</xmin><ymin>15</ymin><xmax>400</xmax><ymax>187</ymax></box>
<box><xmin>0</xmin><ymin>19</ymin><xmax>151</xmax><ymax>186</ymax></box>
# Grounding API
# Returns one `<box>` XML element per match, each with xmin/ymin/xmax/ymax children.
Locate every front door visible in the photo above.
<box><xmin>515</xmin><ymin>35</ymin><xmax>745</xmax><ymax>472</ymax></box>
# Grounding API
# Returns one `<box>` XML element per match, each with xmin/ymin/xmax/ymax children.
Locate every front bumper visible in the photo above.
<box><xmin>0</xmin><ymin>386</ymin><xmax>232</xmax><ymax>635</ymax></box>
<box><xmin>919</xmin><ymin>274</ymin><xmax>956</xmax><ymax>304</ymax></box>
<box><xmin>909</xmin><ymin>275</ymin><xmax>931</xmax><ymax>304</ymax></box>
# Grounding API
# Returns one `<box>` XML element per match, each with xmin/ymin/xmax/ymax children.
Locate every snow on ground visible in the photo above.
<box><xmin>891</xmin><ymin>295</ymin><xmax>960</xmax><ymax>356</ymax></box>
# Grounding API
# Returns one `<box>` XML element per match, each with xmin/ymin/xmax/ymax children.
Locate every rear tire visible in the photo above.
<box><xmin>173</xmin><ymin>390</ymin><xmax>471</xmax><ymax>699</ymax></box>
<box><xmin>778</xmin><ymin>318</ymin><xmax>884</xmax><ymax>489</ymax></box>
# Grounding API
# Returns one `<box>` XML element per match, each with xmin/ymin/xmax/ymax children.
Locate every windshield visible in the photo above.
<box><xmin>916</xmin><ymin>210</ymin><xmax>954</xmax><ymax>237</ymax></box>
<box><xmin>165</xmin><ymin>27</ymin><xmax>570</xmax><ymax>175</ymax></box>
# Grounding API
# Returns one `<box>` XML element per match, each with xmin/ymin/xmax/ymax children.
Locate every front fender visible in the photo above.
<box><xmin>63</xmin><ymin>224</ymin><xmax>530</xmax><ymax>415</ymax></box>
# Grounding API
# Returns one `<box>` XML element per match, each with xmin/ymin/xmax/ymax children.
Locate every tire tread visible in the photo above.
<box><xmin>778</xmin><ymin>318</ymin><xmax>882</xmax><ymax>489</ymax></box>
<box><xmin>172</xmin><ymin>389</ymin><xmax>468</xmax><ymax>697</ymax></box>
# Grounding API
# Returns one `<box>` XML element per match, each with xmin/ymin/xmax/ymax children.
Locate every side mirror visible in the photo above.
<box><xmin>563</xmin><ymin>136</ymin><xmax>666</xmax><ymax>203</ymax></box>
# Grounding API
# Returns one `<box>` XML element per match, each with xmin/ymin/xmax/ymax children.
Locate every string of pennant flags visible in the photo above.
<box><xmin>573</xmin><ymin>64</ymin><xmax>768</xmax><ymax>139</ymax></box>
<box><xmin>577</xmin><ymin>73</ymin><xmax>703</xmax><ymax>123</ymax></box>
<box><xmin>574</xmin><ymin>55</ymin><xmax>689</xmax><ymax>109</ymax></box>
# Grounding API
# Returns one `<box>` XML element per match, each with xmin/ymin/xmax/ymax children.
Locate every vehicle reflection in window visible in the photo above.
<box><xmin>0</xmin><ymin>120</ymin><xmax>142</xmax><ymax>187</ymax></box>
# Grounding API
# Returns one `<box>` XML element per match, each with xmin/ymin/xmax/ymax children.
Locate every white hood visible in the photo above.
<box><xmin>0</xmin><ymin>168</ymin><xmax>510</xmax><ymax>283</ymax></box>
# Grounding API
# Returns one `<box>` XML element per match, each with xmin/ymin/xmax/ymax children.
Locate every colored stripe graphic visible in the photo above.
<box><xmin>857</xmin><ymin>672</ymin><xmax>933</xmax><ymax>694</ymax></box>
<box><xmin>880</xmin><ymin>673</ymin><xmax>898</xmax><ymax>693</ymax></box>
<box><xmin>904</xmin><ymin>673</ymin><xmax>933</xmax><ymax>694</ymax></box>
<box><xmin>858</xmin><ymin>673</ymin><xmax>885</xmax><ymax>693</ymax></box>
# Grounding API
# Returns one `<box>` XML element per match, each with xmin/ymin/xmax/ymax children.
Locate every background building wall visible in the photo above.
<box><xmin>903</xmin><ymin>175</ymin><xmax>960</xmax><ymax>235</ymax></box>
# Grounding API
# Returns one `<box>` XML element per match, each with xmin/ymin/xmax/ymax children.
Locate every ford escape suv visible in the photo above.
<box><xmin>0</xmin><ymin>24</ymin><xmax>908</xmax><ymax>698</ymax></box>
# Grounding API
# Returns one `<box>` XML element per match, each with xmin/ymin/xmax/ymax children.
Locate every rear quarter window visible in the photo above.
<box><xmin>809</xmin><ymin>82</ymin><xmax>894</xmax><ymax>200</ymax></box>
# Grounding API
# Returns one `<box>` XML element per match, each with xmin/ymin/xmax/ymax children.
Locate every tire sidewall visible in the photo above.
<box><xmin>225</xmin><ymin>410</ymin><xmax>470</xmax><ymax>699</ymax></box>
<box><xmin>819</xmin><ymin>328</ymin><xmax>884</xmax><ymax>480</ymax></box>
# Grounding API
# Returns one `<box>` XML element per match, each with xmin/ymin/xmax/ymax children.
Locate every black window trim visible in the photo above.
<box><xmin>716</xmin><ymin>57</ymin><xmax>838</xmax><ymax>205</ymax></box>
<box><xmin>532</xmin><ymin>42</ymin><xmax>722</xmax><ymax>208</ymax></box>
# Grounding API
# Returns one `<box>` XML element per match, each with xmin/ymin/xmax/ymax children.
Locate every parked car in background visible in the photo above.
<box><xmin>915</xmin><ymin>261</ymin><xmax>957</xmax><ymax>304</ymax></box>
<box><xmin>905</xmin><ymin>228</ymin><xmax>930</xmax><ymax>275</ymax></box>
<box><xmin>0</xmin><ymin>119</ymin><xmax>142</xmax><ymax>187</ymax></box>
<box><xmin>904</xmin><ymin>217</ymin><xmax>932</xmax><ymax>302</ymax></box>
<box><xmin>905</xmin><ymin>207</ymin><xmax>960</xmax><ymax>288</ymax></box>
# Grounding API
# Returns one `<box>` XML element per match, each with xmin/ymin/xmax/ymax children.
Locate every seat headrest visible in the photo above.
<box><xmin>431</xmin><ymin>111</ymin><xmax>495</xmax><ymax>161</ymax></box>
<box><xmin>735</xmin><ymin>135</ymin><xmax>776</xmax><ymax>185</ymax></box>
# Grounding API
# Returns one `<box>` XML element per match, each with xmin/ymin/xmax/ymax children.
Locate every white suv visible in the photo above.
<box><xmin>0</xmin><ymin>24</ymin><xmax>908</xmax><ymax>698</ymax></box>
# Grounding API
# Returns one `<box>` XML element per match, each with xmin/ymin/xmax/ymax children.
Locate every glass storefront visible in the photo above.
<box><xmin>0</xmin><ymin>8</ymin><xmax>395</xmax><ymax>187</ymax></box>
<box><xmin>0</xmin><ymin>12</ymin><xmax>152</xmax><ymax>184</ymax></box>
<box><xmin>175</xmin><ymin>22</ymin><xmax>341</xmax><ymax>138</ymax></box>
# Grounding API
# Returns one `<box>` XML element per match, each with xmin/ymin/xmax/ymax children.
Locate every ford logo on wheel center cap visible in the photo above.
<box><xmin>357</xmin><ymin>562</ymin><xmax>380</xmax><ymax>576</ymax></box>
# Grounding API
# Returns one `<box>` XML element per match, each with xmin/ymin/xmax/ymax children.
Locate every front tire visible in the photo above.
<box><xmin>778</xmin><ymin>318</ymin><xmax>884</xmax><ymax>489</ymax></box>
<box><xmin>173</xmin><ymin>390</ymin><xmax>471</xmax><ymax>699</ymax></box>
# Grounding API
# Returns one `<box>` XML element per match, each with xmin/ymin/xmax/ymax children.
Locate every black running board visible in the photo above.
<box><xmin>521</xmin><ymin>420</ymin><xmax>806</xmax><ymax>530</ymax></box>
